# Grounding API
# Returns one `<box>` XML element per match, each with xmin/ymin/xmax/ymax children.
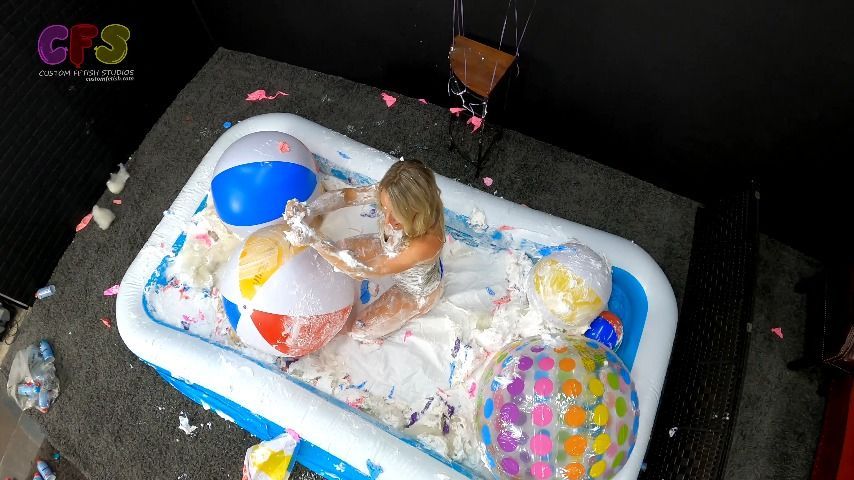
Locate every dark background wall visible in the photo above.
<box><xmin>196</xmin><ymin>0</ymin><xmax>854</xmax><ymax>261</ymax></box>
<box><xmin>0</xmin><ymin>0</ymin><xmax>215</xmax><ymax>306</ymax></box>
<box><xmin>3</xmin><ymin>0</ymin><xmax>851</xmax><ymax>305</ymax></box>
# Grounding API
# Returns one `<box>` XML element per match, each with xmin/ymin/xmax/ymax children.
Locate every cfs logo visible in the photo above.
<box><xmin>38</xmin><ymin>24</ymin><xmax>130</xmax><ymax>69</ymax></box>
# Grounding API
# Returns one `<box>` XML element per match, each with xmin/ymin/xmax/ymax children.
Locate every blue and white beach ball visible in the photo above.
<box><xmin>211</xmin><ymin>131</ymin><xmax>319</xmax><ymax>238</ymax></box>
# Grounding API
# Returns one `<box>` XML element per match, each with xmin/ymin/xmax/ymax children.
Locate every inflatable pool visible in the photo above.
<box><xmin>116</xmin><ymin>113</ymin><xmax>677</xmax><ymax>479</ymax></box>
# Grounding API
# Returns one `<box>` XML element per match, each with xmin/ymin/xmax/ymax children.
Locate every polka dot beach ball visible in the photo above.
<box><xmin>476</xmin><ymin>336</ymin><xmax>639</xmax><ymax>479</ymax></box>
<box><xmin>211</xmin><ymin>131</ymin><xmax>320</xmax><ymax>238</ymax></box>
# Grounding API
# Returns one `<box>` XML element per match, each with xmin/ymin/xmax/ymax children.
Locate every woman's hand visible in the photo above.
<box><xmin>285</xmin><ymin>223</ymin><xmax>317</xmax><ymax>246</ymax></box>
<box><xmin>284</xmin><ymin>199</ymin><xmax>310</xmax><ymax>221</ymax></box>
<box><xmin>282</xmin><ymin>200</ymin><xmax>318</xmax><ymax>246</ymax></box>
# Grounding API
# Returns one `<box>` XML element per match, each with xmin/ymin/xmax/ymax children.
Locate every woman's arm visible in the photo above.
<box><xmin>311</xmin><ymin>234</ymin><xmax>442</xmax><ymax>280</ymax></box>
<box><xmin>303</xmin><ymin>185</ymin><xmax>377</xmax><ymax>217</ymax></box>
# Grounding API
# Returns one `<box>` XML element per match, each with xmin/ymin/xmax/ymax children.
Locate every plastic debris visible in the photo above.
<box><xmin>39</xmin><ymin>339</ymin><xmax>55</xmax><ymax>362</ymax></box>
<box><xmin>36</xmin><ymin>459</ymin><xmax>56</xmax><ymax>480</ymax></box>
<box><xmin>418</xmin><ymin>98</ymin><xmax>428</xmax><ymax>104</ymax></box>
<box><xmin>380</xmin><ymin>92</ymin><xmax>397</xmax><ymax>108</ymax></box>
<box><xmin>449</xmin><ymin>107</ymin><xmax>464</xmax><ymax>116</ymax></box>
<box><xmin>106</xmin><ymin>163</ymin><xmax>130</xmax><ymax>194</ymax></box>
<box><xmin>242</xmin><ymin>431</ymin><xmax>299</xmax><ymax>480</ymax></box>
<box><xmin>101</xmin><ymin>317</ymin><xmax>112</xmax><ymax>329</ymax></box>
<box><xmin>668</xmin><ymin>427</ymin><xmax>678</xmax><ymax>437</ymax></box>
<box><xmin>35</xmin><ymin>285</ymin><xmax>56</xmax><ymax>300</ymax></box>
<box><xmin>103</xmin><ymin>284</ymin><xmax>120</xmax><ymax>296</ymax></box>
<box><xmin>112</xmin><ymin>198</ymin><xmax>122</xmax><ymax>205</ymax></box>
<box><xmin>91</xmin><ymin>205</ymin><xmax>115</xmax><ymax>230</ymax></box>
<box><xmin>7</xmin><ymin>342</ymin><xmax>59</xmax><ymax>413</ymax></box>
<box><xmin>483</xmin><ymin>177</ymin><xmax>494</xmax><ymax>187</ymax></box>
<box><xmin>367</xmin><ymin>459</ymin><xmax>383</xmax><ymax>479</ymax></box>
<box><xmin>278</xmin><ymin>141</ymin><xmax>290</xmax><ymax>153</ymax></box>
<box><xmin>178</xmin><ymin>412</ymin><xmax>198</xmax><ymax>436</ymax></box>
<box><xmin>403</xmin><ymin>330</ymin><xmax>413</xmax><ymax>343</ymax></box>
<box><xmin>17</xmin><ymin>384</ymin><xmax>40</xmax><ymax>396</ymax></box>
<box><xmin>223</xmin><ymin>121</ymin><xmax>233</xmax><ymax>129</ymax></box>
<box><xmin>771</xmin><ymin>327</ymin><xmax>783</xmax><ymax>339</ymax></box>
<box><xmin>246</xmin><ymin>89</ymin><xmax>288</xmax><ymax>101</ymax></box>
<box><xmin>76</xmin><ymin>213</ymin><xmax>93</xmax><ymax>232</ymax></box>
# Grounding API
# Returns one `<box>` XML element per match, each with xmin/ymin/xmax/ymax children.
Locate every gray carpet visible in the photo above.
<box><xmin>723</xmin><ymin>236</ymin><xmax>824</xmax><ymax>479</ymax></box>
<box><xmin>1</xmin><ymin>48</ymin><xmax>823</xmax><ymax>479</ymax></box>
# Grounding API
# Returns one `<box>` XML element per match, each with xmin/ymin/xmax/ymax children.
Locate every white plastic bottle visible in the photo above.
<box><xmin>35</xmin><ymin>285</ymin><xmax>56</xmax><ymax>300</ymax></box>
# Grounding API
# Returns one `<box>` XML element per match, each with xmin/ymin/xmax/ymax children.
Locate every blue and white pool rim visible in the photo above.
<box><xmin>116</xmin><ymin>113</ymin><xmax>677</xmax><ymax>479</ymax></box>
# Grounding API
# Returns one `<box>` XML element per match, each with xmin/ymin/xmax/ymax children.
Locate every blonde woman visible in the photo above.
<box><xmin>284</xmin><ymin>159</ymin><xmax>445</xmax><ymax>341</ymax></box>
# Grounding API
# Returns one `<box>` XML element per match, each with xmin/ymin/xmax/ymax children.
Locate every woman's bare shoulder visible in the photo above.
<box><xmin>407</xmin><ymin>230</ymin><xmax>444</xmax><ymax>256</ymax></box>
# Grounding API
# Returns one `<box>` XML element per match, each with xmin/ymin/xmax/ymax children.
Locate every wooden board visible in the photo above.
<box><xmin>449</xmin><ymin>35</ymin><xmax>516</xmax><ymax>98</ymax></box>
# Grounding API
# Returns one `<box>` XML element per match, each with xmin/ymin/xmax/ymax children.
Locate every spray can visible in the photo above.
<box><xmin>35</xmin><ymin>285</ymin><xmax>56</xmax><ymax>300</ymax></box>
<box><xmin>37</xmin><ymin>388</ymin><xmax>51</xmax><ymax>413</ymax></box>
<box><xmin>39</xmin><ymin>340</ymin><xmax>55</xmax><ymax>362</ymax></box>
<box><xmin>36</xmin><ymin>459</ymin><xmax>56</xmax><ymax>480</ymax></box>
<box><xmin>17</xmin><ymin>383</ymin><xmax>41</xmax><ymax>396</ymax></box>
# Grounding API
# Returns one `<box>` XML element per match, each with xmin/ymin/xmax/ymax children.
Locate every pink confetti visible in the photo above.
<box><xmin>193</xmin><ymin>233</ymin><xmax>213</xmax><ymax>248</ymax></box>
<box><xmin>483</xmin><ymin>177</ymin><xmax>494</xmax><ymax>187</ymax></box>
<box><xmin>403</xmin><ymin>330</ymin><xmax>413</xmax><ymax>343</ymax></box>
<box><xmin>418</xmin><ymin>98</ymin><xmax>428</xmax><ymax>104</ymax></box>
<box><xmin>468</xmin><ymin>382</ymin><xmax>477</xmax><ymax>398</ymax></box>
<box><xmin>112</xmin><ymin>199</ymin><xmax>122</xmax><ymax>205</ymax></box>
<box><xmin>449</xmin><ymin>107</ymin><xmax>464</xmax><ymax>116</ymax></box>
<box><xmin>245</xmin><ymin>89</ymin><xmax>288</xmax><ymax>101</ymax></box>
<box><xmin>492</xmin><ymin>294</ymin><xmax>512</xmax><ymax>307</ymax></box>
<box><xmin>380</xmin><ymin>92</ymin><xmax>397</xmax><ymax>108</ymax></box>
<box><xmin>278</xmin><ymin>141</ymin><xmax>290</xmax><ymax>153</ymax></box>
<box><xmin>467</xmin><ymin>116</ymin><xmax>483</xmax><ymax>133</ymax></box>
<box><xmin>771</xmin><ymin>327</ymin><xmax>783</xmax><ymax>339</ymax></box>
<box><xmin>76</xmin><ymin>213</ymin><xmax>93</xmax><ymax>232</ymax></box>
<box><xmin>103</xmin><ymin>284</ymin><xmax>120</xmax><ymax>296</ymax></box>
<box><xmin>100</xmin><ymin>317</ymin><xmax>112</xmax><ymax>329</ymax></box>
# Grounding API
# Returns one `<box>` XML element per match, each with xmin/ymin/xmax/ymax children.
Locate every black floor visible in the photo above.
<box><xmin>1</xmin><ymin>48</ymin><xmax>824</xmax><ymax>479</ymax></box>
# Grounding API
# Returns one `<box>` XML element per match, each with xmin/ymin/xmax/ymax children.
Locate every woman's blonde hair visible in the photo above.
<box><xmin>379</xmin><ymin>159</ymin><xmax>445</xmax><ymax>238</ymax></box>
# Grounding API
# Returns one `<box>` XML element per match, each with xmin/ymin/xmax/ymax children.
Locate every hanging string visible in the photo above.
<box><xmin>460</xmin><ymin>0</ymin><xmax>465</xmax><ymax>38</ymax></box>
<box><xmin>448</xmin><ymin>0</ymin><xmax>536</xmax><ymax>120</ymax></box>
<box><xmin>516</xmin><ymin>0</ymin><xmax>537</xmax><ymax>55</ymax></box>
<box><xmin>498</xmin><ymin>0</ymin><xmax>512</xmax><ymax>52</ymax></box>
<box><xmin>452</xmin><ymin>0</ymin><xmax>465</xmax><ymax>41</ymax></box>
<box><xmin>451</xmin><ymin>0</ymin><xmax>457</xmax><ymax>41</ymax></box>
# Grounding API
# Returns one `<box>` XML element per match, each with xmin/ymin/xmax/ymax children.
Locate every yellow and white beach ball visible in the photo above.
<box><xmin>527</xmin><ymin>242</ymin><xmax>612</xmax><ymax>332</ymax></box>
<box><xmin>217</xmin><ymin>224</ymin><xmax>355</xmax><ymax>357</ymax></box>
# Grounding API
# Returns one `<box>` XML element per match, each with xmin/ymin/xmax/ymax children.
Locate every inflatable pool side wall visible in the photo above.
<box><xmin>116</xmin><ymin>114</ymin><xmax>678</xmax><ymax>479</ymax></box>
